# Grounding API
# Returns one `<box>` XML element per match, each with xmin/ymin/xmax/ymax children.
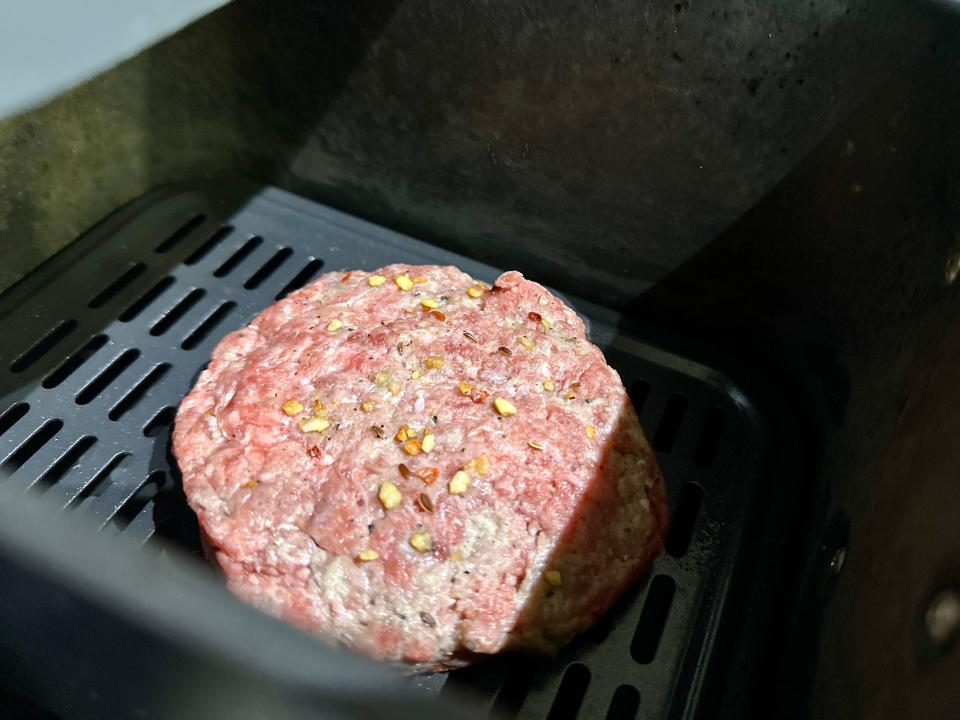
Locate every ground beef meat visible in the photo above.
<box><xmin>173</xmin><ymin>264</ymin><xmax>668</xmax><ymax>671</ymax></box>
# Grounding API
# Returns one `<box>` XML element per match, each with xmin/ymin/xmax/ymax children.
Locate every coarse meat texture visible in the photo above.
<box><xmin>173</xmin><ymin>264</ymin><xmax>668</xmax><ymax>671</ymax></box>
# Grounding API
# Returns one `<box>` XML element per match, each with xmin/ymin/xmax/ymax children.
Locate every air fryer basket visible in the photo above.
<box><xmin>0</xmin><ymin>186</ymin><xmax>798</xmax><ymax>719</ymax></box>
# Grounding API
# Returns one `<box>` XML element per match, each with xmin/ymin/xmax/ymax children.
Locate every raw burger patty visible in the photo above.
<box><xmin>173</xmin><ymin>264</ymin><xmax>668</xmax><ymax>671</ymax></box>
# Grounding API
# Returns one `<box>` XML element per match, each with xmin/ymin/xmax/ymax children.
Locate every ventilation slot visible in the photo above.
<box><xmin>182</xmin><ymin>302</ymin><xmax>237</xmax><ymax>350</ymax></box>
<box><xmin>109</xmin><ymin>364</ymin><xmax>171</xmax><ymax>421</ymax></box>
<box><xmin>38</xmin><ymin>436</ymin><xmax>97</xmax><ymax>488</ymax></box>
<box><xmin>0</xmin><ymin>403</ymin><xmax>29</xmax><ymax>438</ymax></box>
<box><xmin>119</xmin><ymin>276</ymin><xmax>175</xmax><ymax>322</ymax></box>
<box><xmin>629</xmin><ymin>379</ymin><xmax>650</xmax><ymax>413</ymax></box>
<box><xmin>154</xmin><ymin>214</ymin><xmax>206</xmax><ymax>253</ymax></box>
<box><xmin>144</xmin><ymin>406</ymin><xmax>176</xmax><ymax>437</ymax></box>
<box><xmin>76</xmin><ymin>349</ymin><xmax>140</xmax><ymax>405</ymax></box>
<box><xmin>547</xmin><ymin>664</ymin><xmax>591</xmax><ymax>720</ymax></box>
<box><xmin>584</xmin><ymin>582</ymin><xmax>640</xmax><ymax>646</ymax></box>
<box><xmin>213</xmin><ymin>236</ymin><xmax>263</xmax><ymax>277</ymax></box>
<box><xmin>43</xmin><ymin>334</ymin><xmax>109</xmax><ymax>389</ymax></box>
<box><xmin>2</xmin><ymin>419</ymin><xmax>63</xmax><ymax>474</ymax></box>
<box><xmin>75</xmin><ymin>453</ymin><xmax>129</xmax><ymax>502</ymax></box>
<box><xmin>666</xmin><ymin>482</ymin><xmax>704</xmax><ymax>557</ymax></box>
<box><xmin>113</xmin><ymin>470</ymin><xmax>165</xmax><ymax>529</ymax></box>
<box><xmin>244</xmin><ymin>247</ymin><xmax>293</xmax><ymax>289</ymax></box>
<box><xmin>605</xmin><ymin>685</ymin><xmax>640</xmax><ymax>720</ymax></box>
<box><xmin>88</xmin><ymin>263</ymin><xmax>146</xmax><ymax>308</ymax></box>
<box><xmin>653</xmin><ymin>393</ymin><xmax>687</xmax><ymax>452</ymax></box>
<box><xmin>491</xmin><ymin>664</ymin><xmax>535</xmax><ymax>719</ymax></box>
<box><xmin>184</xmin><ymin>225</ymin><xmax>233</xmax><ymax>266</ymax></box>
<box><xmin>150</xmin><ymin>289</ymin><xmax>206</xmax><ymax>336</ymax></box>
<box><xmin>631</xmin><ymin>575</ymin><xmax>676</xmax><ymax>664</ymax></box>
<box><xmin>276</xmin><ymin>258</ymin><xmax>324</xmax><ymax>300</ymax></box>
<box><xmin>694</xmin><ymin>408</ymin><xmax>726</xmax><ymax>467</ymax></box>
<box><xmin>10</xmin><ymin>319</ymin><xmax>78</xmax><ymax>373</ymax></box>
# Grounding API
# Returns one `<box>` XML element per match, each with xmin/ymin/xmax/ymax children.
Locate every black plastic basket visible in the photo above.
<box><xmin>0</xmin><ymin>186</ymin><xmax>782</xmax><ymax>720</ymax></box>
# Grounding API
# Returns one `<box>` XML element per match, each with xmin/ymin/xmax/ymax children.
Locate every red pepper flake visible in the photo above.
<box><xmin>457</xmin><ymin>380</ymin><xmax>489</xmax><ymax>404</ymax></box>
<box><xmin>307</xmin><ymin>445</ymin><xmax>322</xmax><ymax>458</ymax></box>
<box><xmin>341</xmin><ymin>271</ymin><xmax>353</xmax><ymax>283</ymax></box>
<box><xmin>415</xmin><ymin>467</ymin><xmax>439</xmax><ymax>485</ymax></box>
<box><xmin>430</xmin><ymin>310</ymin><xmax>446</xmax><ymax>322</ymax></box>
<box><xmin>470</xmin><ymin>387</ymin><xmax>489</xmax><ymax>404</ymax></box>
<box><xmin>528</xmin><ymin>311</ymin><xmax>542</xmax><ymax>322</ymax></box>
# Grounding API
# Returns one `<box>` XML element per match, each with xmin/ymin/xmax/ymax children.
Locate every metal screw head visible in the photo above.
<box><xmin>925</xmin><ymin>589</ymin><xmax>960</xmax><ymax>649</ymax></box>
<box><xmin>828</xmin><ymin>546</ymin><xmax>847</xmax><ymax>577</ymax></box>
<box><xmin>946</xmin><ymin>254</ymin><xmax>960</xmax><ymax>285</ymax></box>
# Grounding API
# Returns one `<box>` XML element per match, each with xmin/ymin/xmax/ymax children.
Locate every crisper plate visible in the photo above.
<box><xmin>0</xmin><ymin>185</ymin><xmax>768</xmax><ymax>720</ymax></box>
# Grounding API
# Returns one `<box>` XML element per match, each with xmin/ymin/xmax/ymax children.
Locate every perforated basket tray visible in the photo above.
<box><xmin>0</xmin><ymin>186</ymin><xmax>770</xmax><ymax>720</ymax></box>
